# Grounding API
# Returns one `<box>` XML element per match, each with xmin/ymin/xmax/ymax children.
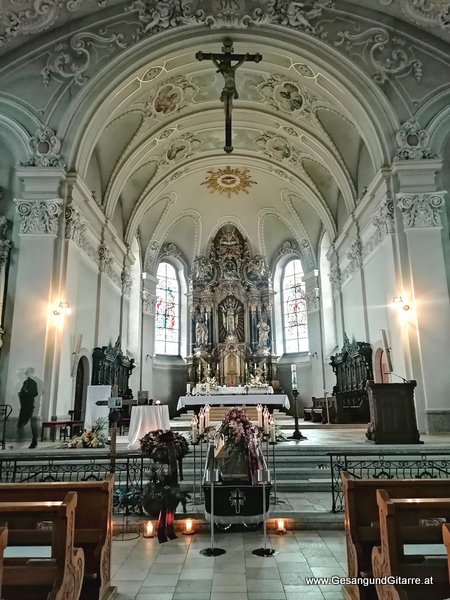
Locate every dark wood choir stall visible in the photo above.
<box><xmin>330</xmin><ymin>334</ymin><xmax>373</xmax><ymax>424</ymax></box>
<box><xmin>0</xmin><ymin>475</ymin><xmax>115</xmax><ymax>600</ymax></box>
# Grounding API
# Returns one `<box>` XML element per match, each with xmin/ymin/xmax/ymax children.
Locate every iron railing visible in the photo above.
<box><xmin>0</xmin><ymin>451</ymin><xmax>151</xmax><ymax>515</ymax></box>
<box><xmin>329</xmin><ymin>450</ymin><xmax>450</xmax><ymax>512</ymax></box>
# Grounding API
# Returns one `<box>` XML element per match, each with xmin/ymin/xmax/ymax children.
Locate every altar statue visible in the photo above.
<box><xmin>222</xmin><ymin>302</ymin><xmax>238</xmax><ymax>336</ymax></box>
<box><xmin>249</xmin><ymin>367</ymin><xmax>266</xmax><ymax>388</ymax></box>
<box><xmin>195</xmin><ymin>317</ymin><xmax>208</xmax><ymax>347</ymax></box>
<box><xmin>257</xmin><ymin>320</ymin><xmax>270</xmax><ymax>348</ymax></box>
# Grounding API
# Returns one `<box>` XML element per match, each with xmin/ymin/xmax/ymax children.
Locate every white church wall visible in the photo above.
<box><xmin>97</xmin><ymin>277</ymin><xmax>121</xmax><ymax>346</ymax></box>
<box><xmin>362</xmin><ymin>239</ymin><xmax>407</xmax><ymax>381</ymax></box>
<box><xmin>153</xmin><ymin>356</ymin><xmax>187</xmax><ymax>417</ymax></box>
<box><xmin>56</xmin><ymin>245</ymin><xmax>99</xmax><ymax>415</ymax></box>
<box><xmin>341</xmin><ymin>276</ymin><xmax>366</xmax><ymax>341</ymax></box>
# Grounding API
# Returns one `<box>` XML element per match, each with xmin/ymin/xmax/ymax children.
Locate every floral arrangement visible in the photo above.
<box><xmin>219</xmin><ymin>407</ymin><xmax>253</xmax><ymax>449</ymax></box>
<box><xmin>140</xmin><ymin>429</ymin><xmax>189</xmax><ymax>463</ymax></box>
<box><xmin>65</xmin><ymin>417</ymin><xmax>108</xmax><ymax>449</ymax></box>
<box><xmin>218</xmin><ymin>408</ymin><xmax>259</xmax><ymax>480</ymax></box>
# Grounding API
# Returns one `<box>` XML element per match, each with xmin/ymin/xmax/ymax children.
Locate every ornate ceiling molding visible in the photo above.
<box><xmin>379</xmin><ymin>0</ymin><xmax>450</xmax><ymax>30</ymax></box>
<box><xmin>0</xmin><ymin>0</ymin><xmax>108</xmax><ymax>48</ymax></box>
<box><xmin>332</xmin><ymin>26</ymin><xmax>423</xmax><ymax>84</ymax></box>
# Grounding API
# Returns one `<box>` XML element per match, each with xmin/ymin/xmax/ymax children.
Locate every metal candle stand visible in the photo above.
<box><xmin>252</xmin><ymin>467</ymin><xmax>277</xmax><ymax>557</ymax></box>
<box><xmin>200</xmin><ymin>448</ymin><xmax>226</xmax><ymax>557</ymax></box>
<box><xmin>290</xmin><ymin>389</ymin><xmax>307</xmax><ymax>440</ymax></box>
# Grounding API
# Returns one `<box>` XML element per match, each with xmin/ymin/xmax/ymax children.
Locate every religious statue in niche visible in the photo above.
<box><xmin>195</xmin><ymin>317</ymin><xmax>208</xmax><ymax>347</ymax></box>
<box><xmin>219</xmin><ymin>296</ymin><xmax>244</xmax><ymax>342</ymax></box>
<box><xmin>222</xmin><ymin>299</ymin><xmax>238</xmax><ymax>337</ymax></box>
<box><xmin>257</xmin><ymin>320</ymin><xmax>270</xmax><ymax>349</ymax></box>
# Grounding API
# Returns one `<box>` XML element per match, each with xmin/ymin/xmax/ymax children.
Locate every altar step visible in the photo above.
<box><xmin>177</xmin><ymin>445</ymin><xmax>333</xmax><ymax>493</ymax></box>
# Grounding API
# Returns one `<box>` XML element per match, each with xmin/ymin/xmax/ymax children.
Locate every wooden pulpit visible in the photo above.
<box><xmin>365</xmin><ymin>380</ymin><xmax>421</xmax><ymax>444</ymax></box>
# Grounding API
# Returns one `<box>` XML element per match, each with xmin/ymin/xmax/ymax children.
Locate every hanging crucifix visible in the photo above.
<box><xmin>196</xmin><ymin>39</ymin><xmax>262</xmax><ymax>153</ymax></box>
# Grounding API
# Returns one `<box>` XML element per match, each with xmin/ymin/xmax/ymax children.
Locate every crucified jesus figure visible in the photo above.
<box><xmin>196</xmin><ymin>39</ymin><xmax>262</xmax><ymax>153</ymax></box>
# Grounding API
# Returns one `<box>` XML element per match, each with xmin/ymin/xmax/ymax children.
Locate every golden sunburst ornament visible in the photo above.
<box><xmin>202</xmin><ymin>166</ymin><xmax>257</xmax><ymax>198</ymax></box>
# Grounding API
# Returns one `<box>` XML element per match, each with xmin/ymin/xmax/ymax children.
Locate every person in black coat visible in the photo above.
<box><xmin>17</xmin><ymin>368</ymin><xmax>39</xmax><ymax>448</ymax></box>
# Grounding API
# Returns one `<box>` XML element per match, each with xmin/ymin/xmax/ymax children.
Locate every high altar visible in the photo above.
<box><xmin>187</xmin><ymin>225</ymin><xmax>277</xmax><ymax>390</ymax></box>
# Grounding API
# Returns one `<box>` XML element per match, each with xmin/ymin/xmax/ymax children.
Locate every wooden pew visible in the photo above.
<box><xmin>341</xmin><ymin>471</ymin><xmax>450</xmax><ymax>600</ymax></box>
<box><xmin>0</xmin><ymin>475</ymin><xmax>115</xmax><ymax>600</ymax></box>
<box><xmin>442</xmin><ymin>523</ymin><xmax>450</xmax><ymax>581</ymax></box>
<box><xmin>0</xmin><ymin>492</ymin><xmax>84</xmax><ymax>600</ymax></box>
<box><xmin>372</xmin><ymin>491</ymin><xmax>450</xmax><ymax>599</ymax></box>
<box><xmin>0</xmin><ymin>526</ymin><xmax>7</xmax><ymax>599</ymax></box>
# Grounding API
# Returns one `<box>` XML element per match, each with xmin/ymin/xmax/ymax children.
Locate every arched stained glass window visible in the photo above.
<box><xmin>282</xmin><ymin>259</ymin><xmax>309</xmax><ymax>353</ymax></box>
<box><xmin>155</xmin><ymin>261</ymin><xmax>179</xmax><ymax>355</ymax></box>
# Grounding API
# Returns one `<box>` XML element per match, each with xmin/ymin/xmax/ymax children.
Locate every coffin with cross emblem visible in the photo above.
<box><xmin>203</xmin><ymin>482</ymin><xmax>271</xmax><ymax>524</ymax></box>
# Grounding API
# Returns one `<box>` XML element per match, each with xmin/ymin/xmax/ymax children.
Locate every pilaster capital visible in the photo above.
<box><xmin>15</xmin><ymin>198</ymin><xmax>62</xmax><ymax>235</ymax></box>
<box><xmin>121</xmin><ymin>267</ymin><xmax>133</xmax><ymax>297</ymax></box>
<box><xmin>141</xmin><ymin>289</ymin><xmax>156</xmax><ymax>315</ymax></box>
<box><xmin>305</xmin><ymin>287</ymin><xmax>320</xmax><ymax>313</ymax></box>
<box><xmin>396</xmin><ymin>191</ymin><xmax>446</xmax><ymax>228</ymax></box>
<box><xmin>329</xmin><ymin>263</ymin><xmax>341</xmax><ymax>295</ymax></box>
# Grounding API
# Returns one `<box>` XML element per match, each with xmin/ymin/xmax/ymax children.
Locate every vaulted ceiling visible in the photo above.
<box><xmin>82</xmin><ymin>38</ymin><xmax>378</xmax><ymax>269</ymax></box>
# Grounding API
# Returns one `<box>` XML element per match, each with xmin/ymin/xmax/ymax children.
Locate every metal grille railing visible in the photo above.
<box><xmin>329</xmin><ymin>450</ymin><xmax>450</xmax><ymax>512</ymax></box>
<box><xmin>0</xmin><ymin>452</ymin><xmax>152</xmax><ymax>515</ymax></box>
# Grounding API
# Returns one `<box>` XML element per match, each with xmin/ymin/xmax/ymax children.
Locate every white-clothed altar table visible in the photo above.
<box><xmin>177</xmin><ymin>394</ymin><xmax>290</xmax><ymax>411</ymax></box>
<box><xmin>127</xmin><ymin>405</ymin><xmax>170</xmax><ymax>450</ymax></box>
<box><xmin>193</xmin><ymin>385</ymin><xmax>274</xmax><ymax>396</ymax></box>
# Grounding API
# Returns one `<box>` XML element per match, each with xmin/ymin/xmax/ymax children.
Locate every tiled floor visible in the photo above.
<box><xmin>111</xmin><ymin>529</ymin><xmax>346</xmax><ymax>600</ymax></box>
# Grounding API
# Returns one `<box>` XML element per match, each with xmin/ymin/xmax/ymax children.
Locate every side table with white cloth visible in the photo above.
<box><xmin>127</xmin><ymin>405</ymin><xmax>170</xmax><ymax>450</ymax></box>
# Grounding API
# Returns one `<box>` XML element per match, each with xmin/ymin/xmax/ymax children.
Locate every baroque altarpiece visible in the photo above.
<box><xmin>187</xmin><ymin>225</ymin><xmax>277</xmax><ymax>388</ymax></box>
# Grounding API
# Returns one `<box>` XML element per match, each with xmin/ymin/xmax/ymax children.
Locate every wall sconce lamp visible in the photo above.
<box><xmin>392</xmin><ymin>296</ymin><xmax>410</xmax><ymax>311</ymax></box>
<box><xmin>52</xmin><ymin>301</ymin><xmax>71</xmax><ymax>316</ymax></box>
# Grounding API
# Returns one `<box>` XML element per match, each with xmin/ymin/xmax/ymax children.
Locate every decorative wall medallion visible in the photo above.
<box><xmin>258</xmin><ymin>75</ymin><xmax>315</xmax><ymax>116</ymax></box>
<box><xmin>20</xmin><ymin>127</ymin><xmax>64</xmax><ymax>168</ymax></box>
<box><xmin>202</xmin><ymin>166</ymin><xmax>257</xmax><ymax>198</ymax></box>
<box><xmin>142</xmin><ymin>76</ymin><xmax>197</xmax><ymax>120</ymax></box>
<box><xmin>394</xmin><ymin>120</ymin><xmax>437</xmax><ymax>160</ymax></box>
<box><xmin>153</xmin><ymin>83</ymin><xmax>183</xmax><ymax>114</ymax></box>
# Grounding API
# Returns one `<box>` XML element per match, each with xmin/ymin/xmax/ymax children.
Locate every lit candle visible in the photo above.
<box><xmin>191</xmin><ymin>415</ymin><xmax>198</xmax><ymax>444</ymax></box>
<box><xmin>276</xmin><ymin>519</ymin><xmax>286</xmax><ymax>534</ymax></box>
<box><xmin>204</xmin><ymin>404</ymin><xmax>210</xmax><ymax>428</ymax></box>
<box><xmin>183</xmin><ymin>519</ymin><xmax>194</xmax><ymax>535</ymax></box>
<box><xmin>291</xmin><ymin>364</ymin><xmax>298</xmax><ymax>390</ymax></box>
<box><xmin>143</xmin><ymin>521</ymin><xmax>154</xmax><ymax>538</ymax></box>
<box><xmin>199</xmin><ymin>408</ymin><xmax>204</xmax><ymax>435</ymax></box>
<box><xmin>269</xmin><ymin>416</ymin><xmax>276</xmax><ymax>443</ymax></box>
<box><xmin>186</xmin><ymin>383</ymin><xmax>191</xmax><ymax>395</ymax></box>
<box><xmin>263</xmin><ymin>407</ymin><xmax>269</xmax><ymax>435</ymax></box>
<box><xmin>257</xmin><ymin>404</ymin><xmax>263</xmax><ymax>428</ymax></box>
<box><xmin>269</xmin><ymin>417</ymin><xmax>276</xmax><ymax>442</ymax></box>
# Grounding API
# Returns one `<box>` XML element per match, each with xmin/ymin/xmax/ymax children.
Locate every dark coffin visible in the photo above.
<box><xmin>203</xmin><ymin>482</ymin><xmax>271</xmax><ymax>524</ymax></box>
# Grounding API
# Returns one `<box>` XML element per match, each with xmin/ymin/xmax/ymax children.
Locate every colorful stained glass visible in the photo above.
<box><xmin>155</xmin><ymin>262</ymin><xmax>179</xmax><ymax>354</ymax></box>
<box><xmin>282</xmin><ymin>259</ymin><xmax>309</xmax><ymax>353</ymax></box>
